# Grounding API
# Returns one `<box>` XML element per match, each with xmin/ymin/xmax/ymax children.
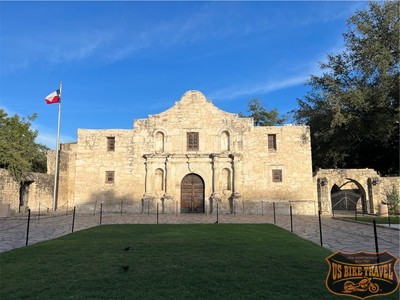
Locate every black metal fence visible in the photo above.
<box><xmin>0</xmin><ymin>201</ymin><xmax>398</xmax><ymax>259</ymax></box>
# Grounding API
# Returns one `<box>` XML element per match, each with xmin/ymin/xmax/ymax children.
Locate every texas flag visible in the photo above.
<box><xmin>45</xmin><ymin>89</ymin><xmax>61</xmax><ymax>104</ymax></box>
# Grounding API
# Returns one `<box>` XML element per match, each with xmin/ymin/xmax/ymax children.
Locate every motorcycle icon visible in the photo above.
<box><xmin>344</xmin><ymin>277</ymin><xmax>380</xmax><ymax>293</ymax></box>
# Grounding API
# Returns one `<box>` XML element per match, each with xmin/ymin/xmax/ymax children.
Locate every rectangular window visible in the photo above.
<box><xmin>272</xmin><ymin>169</ymin><xmax>282</xmax><ymax>182</ymax></box>
<box><xmin>187</xmin><ymin>132</ymin><xmax>199</xmax><ymax>151</ymax></box>
<box><xmin>105</xmin><ymin>171</ymin><xmax>115</xmax><ymax>184</ymax></box>
<box><xmin>107</xmin><ymin>137</ymin><xmax>115</xmax><ymax>151</ymax></box>
<box><xmin>268</xmin><ymin>134</ymin><xmax>277</xmax><ymax>150</ymax></box>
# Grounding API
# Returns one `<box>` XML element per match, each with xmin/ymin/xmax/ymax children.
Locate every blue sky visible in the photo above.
<box><xmin>0</xmin><ymin>1</ymin><xmax>369</xmax><ymax>149</ymax></box>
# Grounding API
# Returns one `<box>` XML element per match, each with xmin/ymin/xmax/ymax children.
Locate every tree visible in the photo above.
<box><xmin>385</xmin><ymin>185</ymin><xmax>400</xmax><ymax>215</ymax></box>
<box><xmin>239</xmin><ymin>98</ymin><xmax>286</xmax><ymax>126</ymax></box>
<box><xmin>0</xmin><ymin>109</ymin><xmax>48</xmax><ymax>182</ymax></box>
<box><xmin>292</xmin><ymin>1</ymin><xmax>399</xmax><ymax>175</ymax></box>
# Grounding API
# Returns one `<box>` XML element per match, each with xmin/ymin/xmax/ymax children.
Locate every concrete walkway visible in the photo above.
<box><xmin>1</xmin><ymin>212</ymin><xmax>399</xmax><ymax>260</ymax></box>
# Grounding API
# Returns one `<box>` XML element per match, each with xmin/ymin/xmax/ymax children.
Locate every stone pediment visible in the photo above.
<box><xmin>155</xmin><ymin>90</ymin><xmax>226</xmax><ymax>116</ymax></box>
<box><xmin>134</xmin><ymin>90</ymin><xmax>252</xmax><ymax>130</ymax></box>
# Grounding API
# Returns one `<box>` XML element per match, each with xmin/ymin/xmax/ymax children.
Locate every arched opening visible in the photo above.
<box><xmin>19</xmin><ymin>181</ymin><xmax>33</xmax><ymax>213</ymax></box>
<box><xmin>155</xmin><ymin>131</ymin><xmax>164</xmax><ymax>152</ymax></box>
<box><xmin>330</xmin><ymin>179</ymin><xmax>367</xmax><ymax>214</ymax></box>
<box><xmin>155</xmin><ymin>168</ymin><xmax>164</xmax><ymax>192</ymax></box>
<box><xmin>222</xmin><ymin>168</ymin><xmax>231</xmax><ymax>191</ymax></box>
<box><xmin>221</xmin><ymin>131</ymin><xmax>230</xmax><ymax>151</ymax></box>
<box><xmin>181</xmin><ymin>173</ymin><xmax>204</xmax><ymax>213</ymax></box>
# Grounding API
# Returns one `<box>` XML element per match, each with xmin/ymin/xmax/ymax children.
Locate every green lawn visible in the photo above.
<box><xmin>0</xmin><ymin>224</ymin><xmax>397</xmax><ymax>299</ymax></box>
<box><xmin>341</xmin><ymin>215</ymin><xmax>400</xmax><ymax>224</ymax></box>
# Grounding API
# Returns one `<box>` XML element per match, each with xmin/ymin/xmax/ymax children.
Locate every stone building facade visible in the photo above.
<box><xmin>53</xmin><ymin>90</ymin><xmax>316</xmax><ymax>214</ymax></box>
<box><xmin>0</xmin><ymin>91</ymin><xmax>398</xmax><ymax>216</ymax></box>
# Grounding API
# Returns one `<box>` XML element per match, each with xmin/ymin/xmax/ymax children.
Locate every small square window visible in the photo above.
<box><xmin>268</xmin><ymin>134</ymin><xmax>277</xmax><ymax>150</ymax></box>
<box><xmin>106</xmin><ymin>171</ymin><xmax>115</xmax><ymax>184</ymax></box>
<box><xmin>272</xmin><ymin>169</ymin><xmax>282</xmax><ymax>182</ymax></box>
<box><xmin>107</xmin><ymin>137</ymin><xmax>115</xmax><ymax>151</ymax></box>
<box><xmin>187</xmin><ymin>132</ymin><xmax>199</xmax><ymax>151</ymax></box>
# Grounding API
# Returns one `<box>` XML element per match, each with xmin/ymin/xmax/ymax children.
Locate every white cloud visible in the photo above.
<box><xmin>1</xmin><ymin>2</ymin><xmax>364</xmax><ymax>73</ymax></box>
<box><xmin>209</xmin><ymin>75</ymin><xmax>309</xmax><ymax>101</ymax></box>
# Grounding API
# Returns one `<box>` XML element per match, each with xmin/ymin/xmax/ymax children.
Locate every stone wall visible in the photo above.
<box><xmin>314</xmin><ymin>169</ymin><xmax>399</xmax><ymax>215</ymax></box>
<box><xmin>0</xmin><ymin>169</ymin><xmax>53</xmax><ymax>213</ymax></box>
<box><xmin>0</xmin><ymin>169</ymin><xmax>20</xmax><ymax>212</ymax></box>
<box><xmin>2</xmin><ymin>91</ymin><xmax>396</xmax><ymax>216</ymax></box>
<box><xmin>67</xmin><ymin>90</ymin><xmax>316</xmax><ymax>214</ymax></box>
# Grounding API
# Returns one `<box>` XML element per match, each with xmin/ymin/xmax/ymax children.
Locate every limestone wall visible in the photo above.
<box><xmin>240</xmin><ymin>125</ymin><xmax>314</xmax><ymax>201</ymax></box>
<box><xmin>0</xmin><ymin>169</ymin><xmax>53</xmax><ymax>213</ymax></box>
<box><xmin>26</xmin><ymin>173</ymin><xmax>54</xmax><ymax>212</ymax></box>
<box><xmin>1</xmin><ymin>92</ymin><xmax>395</xmax><ymax>216</ymax></box>
<box><xmin>73</xmin><ymin>129</ymin><xmax>136</xmax><ymax>209</ymax></box>
<box><xmin>0</xmin><ymin>169</ymin><xmax>20</xmax><ymax>212</ymax></box>
<box><xmin>313</xmin><ymin>169</ymin><xmax>399</xmax><ymax>215</ymax></box>
<box><xmin>69</xmin><ymin>90</ymin><xmax>315</xmax><ymax>214</ymax></box>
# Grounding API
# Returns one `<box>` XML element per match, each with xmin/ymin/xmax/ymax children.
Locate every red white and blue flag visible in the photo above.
<box><xmin>45</xmin><ymin>89</ymin><xmax>61</xmax><ymax>104</ymax></box>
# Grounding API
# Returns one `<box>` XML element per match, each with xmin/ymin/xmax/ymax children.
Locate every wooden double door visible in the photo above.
<box><xmin>181</xmin><ymin>174</ymin><xmax>204</xmax><ymax>213</ymax></box>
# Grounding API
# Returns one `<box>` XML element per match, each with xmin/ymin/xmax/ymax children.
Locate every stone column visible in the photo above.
<box><xmin>142</xmin><ymin>155</ymin><xmax>154</xmax><ymax>213</ymax></box>
<box><xmin>229</xmin><ymin>154</ymin><xmax>241</xmax><ymax>199</ymax></box>
<box><xmin>318</xmin><ymin>178</ymin><xmax>331</xmax><ymax>215</ymax></box>
<box><xmin>210</xmin><ymin>153</ymin><xmax>221</xmax><ymax>214</ymax></box>
<box><xmin>229</xmin><ymin>154</ymin><xmax>241</xmax><ymax>214</ymax></box>
<box><xmin>163</xmin><ymin>155</ymin><xmax>172</xmax><ymax>203</ymax></box>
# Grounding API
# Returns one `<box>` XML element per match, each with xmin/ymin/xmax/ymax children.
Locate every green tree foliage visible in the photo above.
<box><xmin>0</xmin><ymin>109</ymin><xmax>48</xmax><ymax>182</ymax></box>
<box><xmin>293</xmin><ymin>2</ymin><xmax>399</xmax><ymax>175</ymax></box>
<box><xmin>239</xmin><ymin>98</ymin><xmax>286</xmax><ymax>126</ymax></box>
<box><xmin>385</xmin><ymin>185</ymin><xmax>400</xmax><ymax>215</ymax></box>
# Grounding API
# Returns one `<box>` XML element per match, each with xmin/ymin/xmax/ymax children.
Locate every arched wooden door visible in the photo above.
<box><xmin>181</xmin><ymin>174</ymin><xmax>204</xmax><ymax>213</ymax></box>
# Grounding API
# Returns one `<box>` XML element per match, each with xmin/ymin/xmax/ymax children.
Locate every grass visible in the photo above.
<box><xmin>340</xmin><ymin>215</ymin><xmax>400</xmax><ymax>224</ymax></box>
<box><xmin>0</xmin><ymin>224</ymin><xmax>398</xmax><ymax>299</ymax></box>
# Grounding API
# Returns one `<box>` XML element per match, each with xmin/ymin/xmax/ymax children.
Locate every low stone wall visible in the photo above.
<box><xmin>0</xmin><ymin>169</ymin><xmax>53</xmax><ymax>214</ymax></box>
<box><xmin>0</xmin><ymin>169</ymin><xmax>20</xmax><ymax>212</ymax></box>
<box><xmin>72</xmin><ymin>198</ymin><xmax>317</xmax><ymax>216</ymax></box>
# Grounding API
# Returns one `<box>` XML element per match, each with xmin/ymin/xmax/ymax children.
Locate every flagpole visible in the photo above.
<box><xmin>53</xmin><ymin>81</ymin><xmax>62</xmax><ymax>211</ymax></box>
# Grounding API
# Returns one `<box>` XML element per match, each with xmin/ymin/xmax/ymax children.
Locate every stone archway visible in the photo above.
<box><xmin>330</xmin><ymin>179</ymin><xmax>367</xmax><ymax>213</ymax></box>
<box><xmin>314</xmin><ymin>169</ymin><xmax>381</xmax><ymax>215</ymax></box>
<box><xmin>181</xmin><ymin>173</ymin><xmax>205</xmax><ymax>213</ymax></box>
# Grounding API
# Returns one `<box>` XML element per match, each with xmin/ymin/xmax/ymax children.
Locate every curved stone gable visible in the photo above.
<box><xmin>144</xmin><ymin>90</ymin><xmax>252</xmax><ymax>130</ymax></box>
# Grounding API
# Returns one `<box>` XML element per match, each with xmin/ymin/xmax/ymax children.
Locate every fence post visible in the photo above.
<box><xmin>72</xmin><ymin>206</ymin><xmax>76</xmax><ymax>233</ymax></box>
<box><xmin>99</xmin><ymin>203</ymin><xmax>103</xmax><ymax>225</ymax></box>
<box><xmin>387</xmin><ymin>211</ymin><xmax>391</xmax><ymax>228</ymax></box>
<box><xmin>176</xmin><ymin>201</ymin><xmax>178</xmax><ymax>217</ymax></box>
<box><xmin>120</xmin><ymin>201</ymin><xmax>123</xmax><ymax>215</ymax></box>
<box><xmin>318</xmin><ymin>210</ymin><xmax>323</xmax><ymax>247</ymax></box>
<box><xmin>26</xmin><ymin>209</ymin><xmax>31</xmax><ymax>246</ymax></box>
<box><xmin>373</xmin><ymin>220</ymin><xmax>379</xmax><ymax>263</ymax></box>
<box><xmin>290</xmin><ymin>206</ymin><xmax>293</xmax><ymax>232</ymax></box>
<box><xmin>262</xmin><ymin>201</ymin><xmax>264</xmax><ymax>216</ymax></box>
<box><xmin>273</xmin><ymin>202</ymin><xmax>276</xmax><ymax>225</ymax></box>
<box><xmin>38</xmin><ymin>203</ymin><xmax>41</xmax><ymax>220</ymax></box>
<box><xmin>355</xmin><ymin>207</ymin><xmax>357</xmax><ymax>221</ymax></box>
<box><xmin>157</xmin><ymin>203</ymin><xmax>159</xmax><ymax>224</ymax></box>
<box><xmin>94</xmin><ymin>201</ymin><xmax>97</xmax><ymax>215</ymax></box>
<box><xmin>147</xmin><ymin>200</ymin><xmax>150</xmax><ymax>215</ymax></box>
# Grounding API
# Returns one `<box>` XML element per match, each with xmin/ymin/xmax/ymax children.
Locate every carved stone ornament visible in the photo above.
<box><xmin>211</xmin><ymin>192</ymin><xmax>221</xmax><ymax>201</ymax></box>
<box><xmin>162</xmin><ymin>193</ymin><xmax>173</xmax><ymax>200</ymax></box>
<box><xmin>232</xmin><ymin>192</ymin><xmax>241</xmax><ymax>199</ymax></box>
